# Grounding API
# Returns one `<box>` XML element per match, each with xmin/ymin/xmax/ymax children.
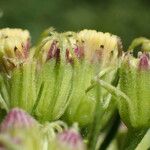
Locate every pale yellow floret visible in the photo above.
<box><xmin>77</xmin><ymin>29</ymin><xmax>120</xmax><ymax>66</ymax></box>
<box><xmin>0</xmin><ymin>28</ymin><xmax>30</xmax><ymax>58</ymax></box>
<box><xmin>0</xmin><ymin>36</ymin><xmax>24</xmax><ymax>57</ymax></box>
<box><xmin>0</xmin><ymin>28</ymin><xmax>30</xmax><ymax>44</ymax></box>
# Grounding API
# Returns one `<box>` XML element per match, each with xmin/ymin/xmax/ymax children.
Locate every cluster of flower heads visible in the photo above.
<box><xmin>0</xmin><ymin>28</ymin><xmax>122</xmax><ymax>125</ymax></box>
<box><xmin>0</xmin><ymin>28</ymin><xmax>150</xmax><ymax>149</ymax></box>
<box><xmin>0</xmin><ymin>28</ymin><xmax>122</xmax><ymax>68</ymax></box>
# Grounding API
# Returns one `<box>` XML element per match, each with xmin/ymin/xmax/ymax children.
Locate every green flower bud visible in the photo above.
<box><xmin>119</xmin><ymin>52</ymin><xmax>150</xmax><ymax>128</ymax></box>
<box><xmin>34</xmin><ymin>31</ymin><xmax>73</xmax><ymax>122</ymax></box>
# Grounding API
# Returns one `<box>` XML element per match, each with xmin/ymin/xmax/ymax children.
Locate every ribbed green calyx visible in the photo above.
<box><xmin>119</xmin><ymin>52</ymin><xmax>150</xmax><ymax>128</ymax></box>
<box><xmin>0</xmin><ymin>61</ymin><xmax>37</xmax><ymax>113</ymax></box>
<box><xmin>10</xmin><ymin>61</ymin><xmax>37</xmax><ymax>113</ymax></box>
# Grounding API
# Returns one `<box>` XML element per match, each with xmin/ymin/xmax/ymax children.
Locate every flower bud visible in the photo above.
<box><xmin>34</xmin><ymin>32</ymin><xmax>73</xmax><ymax>122</ymax></box>
<box><xmin>0</xmin><ymin>108</ymin><xmax>36</xmax><ymax>132</ymax></box>
<box><xmin>119</xmin><ymin>52</ymin><xmax>150</xmax><ymax>128</ymax></box>
<box><xmin>50</xmin><ymin>127</ymin><xmax>86</xmax><ymax>150</ymax></box>
<box><xmin>0</xmin><ymin>108</ymin><xmax>43</xmax><ymax>150</ymax></box>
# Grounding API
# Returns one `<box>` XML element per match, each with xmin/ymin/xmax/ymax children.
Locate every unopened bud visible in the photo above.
<box><xmin>0</xmin><ymin>108</ymin><xmax>36</xmax><ymax>132</ymax></box>
<box><xmin>51</xmin><ymin>128</ymin><xmax>86</xmax><ymax>150</ymax></box>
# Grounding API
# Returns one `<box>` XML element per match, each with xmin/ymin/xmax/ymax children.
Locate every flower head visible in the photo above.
<box><xmin>65</xmin><ymin>30</ymin><xmax>122</xmax><ymax>126</ymax></box>
<box><xmin>50</xmin><ymin>127</ymin><xmax>86</xmax><ymax>150</ymax></box>
<box><xmin>76</xmin><ymin>29</ymin><xmax>122</xmax><ymax>66</ymax></box>
<box><xmin>0</xmin><ymin>108</ymin><xmax>36</xmax><ymax>132</ymax></box>
<box><xmin>0</xmin><ymin>108</ymin><xmax>42</xmax><ymax>150</ymax></box>
<box><xmin>0</xmin><ymin>28</ymin><xmax>30</xmax><ymax>72</ymax></box>
<box><xmin>119</xmin><ymin>51</ymin><xmax>150</xmax><ymax>128</ymax></box>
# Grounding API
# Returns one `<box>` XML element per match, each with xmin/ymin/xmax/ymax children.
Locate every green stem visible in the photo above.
<box><xmin>88</xmin><ymin>70</ymin><xmax>120</xmax><ymax>150</ymax></box>
<box><xmin>122</xmin><ymin>129</ymin><xmax>148</xmax><ymax>150</ymax></box>
<box><xmin>99</xmin><ymin>112</ymin><xmax>120</xmax><ymax>150</ymax></box>
<box><xmin>86</xmin><ymin>67</ymin><xmax>114</xmax><ymax>93</ymax></box>
<box><xmin>95</xmin><ymin>78</ymin><xmax>132</xmax><ymax>107</ymax></box>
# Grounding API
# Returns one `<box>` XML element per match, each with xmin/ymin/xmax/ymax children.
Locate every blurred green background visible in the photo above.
<box><xmin>0</xmin><ymin>0</ymin><xmax>150</xmax><ymax>48</ymax></box>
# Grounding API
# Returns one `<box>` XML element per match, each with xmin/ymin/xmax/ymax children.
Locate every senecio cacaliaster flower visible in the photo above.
<box><xmin>0</xmin><ymin>28</ymin><xmax>30</xmax><ymax>71</ymax></box>
<box><xmin>64</xmin><ymin>30</ymin><xmax>122</xmax><ymax>126</ymax></box>
<box><xmin>49</xmin><ymin>127</ymin><xmax>86</xmax><ymax>150</ymax></box>
<box><xmin>118</xmin><ymin>52</ymin><xmax>150</xmax><ymax>129</ymax></box>
<box><xmin>0</xmin><ymin>28</ymin><xmax>36</xmax><ymax>113</ymax></box>
<box><xmin>0</xmin><ymin>108</ymin><xmax>43</xmax><ymax>150</ymax></box>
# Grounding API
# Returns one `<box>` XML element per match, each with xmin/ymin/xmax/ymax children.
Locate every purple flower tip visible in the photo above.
<box><xmin>0</xmin><ymin>108</ymin><xmax>35</xmax><ymax>132</ymax></box>
<box><xmin>139</xmin><ymin>54</ymin><xmax>149</xmax><ymax>70</ymax></box>
<box><xmin>47</xmin><ymin>40</ymin><xmax>60</xmax><ymax>61</ymax></box>
<box><xmin>57</xmin><ymin>128</ymin><xmax>85</xmax><ymax>150</ymax></box>
<box><xmin>74</xmin><ymin>45</ymin><xmax>84</xmax><ymax>59</ymax></box>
